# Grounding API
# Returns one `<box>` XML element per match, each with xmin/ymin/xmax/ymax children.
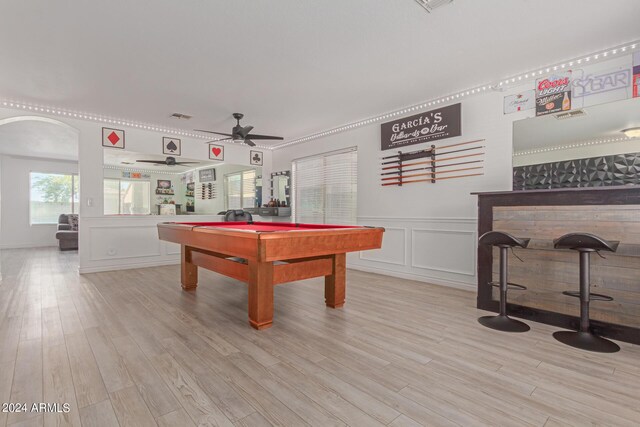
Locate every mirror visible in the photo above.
<box><xmin>270</xmin><ymin>170</ymin><xmax>290</xmax><ymax>207</ymax></box>
<box><xmin>513</xmin><ymin>97</ymin><xmax>640</xmax><ymax>189</ymax></box>
<box><xmin>102</xmin><ymin>149</ymin><xmax>262</xmax><ymax>215</ymax></box>
<box><xmin>514</xmin><ymin>98</ymin><xmax>640</xmax><ymax>164</ymax></box>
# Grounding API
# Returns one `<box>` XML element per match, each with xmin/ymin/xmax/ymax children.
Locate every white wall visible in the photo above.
<box><xmin>192</xmin><ymin>164</ymin><xmax>262</xmax><ymax>214</ymax></box>
<box><xmin>0</xmin><ymin>155</ymin><xmax>78</xmax><ymax>248</ymax></box>
<box><xmin>274</xmin><ymin>53</ymin><xmax>638</xmax><ymax>290</ymax></box>
<box><xmin>103</xmin><ymin>167</ymin><xmax>187</xmax><ymax>211</ymax></box>
<box><xmin>273</xmin><ymin>89</ymin><xmax>533</xmax><ymax>289</ymax></box>
<box><xmin>0</xmin><ymin>107</ymin><xmax>273</xmax><ymax>272</ymax></box>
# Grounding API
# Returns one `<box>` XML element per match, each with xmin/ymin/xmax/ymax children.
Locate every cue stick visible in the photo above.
<box><xmin>380</xmin><ymin>159</ymin><xmax>484</xmax><ymax>176</ymax></box>
<box><xmin>381</xmin><ymin>172</ymin><xmax>484</xmax><ymax>186</ymax></box>
<box><xmin>382</xmin><ymin>145</ymin><xmax>483</xmax><ymax>165</ymax></box>
<box><xmin>381</xmin><ymin>151</ymin><xmax>484</xmax><ymax>170</ymax></box>
<box><xmin>381</xmin><ymin>166</ymin><xmax>483</xmax><ymax>181</ymax></box>
<box><xmin>380</xmin><ymin>139</ymin><xmax>485</xmax><ymax>160</ymax></box>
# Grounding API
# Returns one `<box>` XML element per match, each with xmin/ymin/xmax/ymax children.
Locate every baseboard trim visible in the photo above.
<box><xmin>79</xmin><ymin>258</ymin><xmax>180</xmax><ymax>274</ymax></box>
<box><xmin>0</xmin><ymin>243</ymin><xmax>58</xmax><ymax>249</ymax></box>
<box><xmin>348</xmin><ymin>263</ymin><xmax>475</xmax><ymax>291</ymax></box>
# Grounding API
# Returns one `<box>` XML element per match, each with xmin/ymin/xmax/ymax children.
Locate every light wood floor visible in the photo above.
<box><xmin>1</xmin><ymin>248</ymin><xmax>639</xmax><ymax>427</ymax></box>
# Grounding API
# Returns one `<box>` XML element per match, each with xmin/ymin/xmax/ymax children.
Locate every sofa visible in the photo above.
<box><xmin>55</xmin><ymin>214</ymin><xmax>78</xmax><ymax>250</ymax></box>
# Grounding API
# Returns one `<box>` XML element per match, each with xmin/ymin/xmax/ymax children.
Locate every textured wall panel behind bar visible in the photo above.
<box><xmin>513</xmin><ymin>152</ymin><xmax>640</xmax><ymax>190</ymax></box>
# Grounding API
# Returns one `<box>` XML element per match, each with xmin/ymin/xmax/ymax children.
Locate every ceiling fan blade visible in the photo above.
<box><xmin>136</xmin><ymin>160</ymin><xmax>164</xmax><ymax>164</ymax></box>
<box><xmin>239</xmin><ymin>125</ymin><xmax>254</xmax><ymax>138</ymax></box>
<box><xmin>194</xmin><ymin>129</ymin><xmax>233</xmax><ymax>137</ymax></box>
<box><xmin>244</xmin><ymin>133</ymin><xmax>284</xmax><ymax>140</ymax></box>
<box><xmin>174</xmin><ymin>162</ymin><xmax>200</xmax><ymax>165</ymax></box>
<box><xmin>204</xmin><ymin>138</ymin><xmax>232</xmax><ymax>143</ymax></box>
<box><xmin>244</xmin><ymin>139</ymin><xmax>256</xmax><ymax>147</ymax></box>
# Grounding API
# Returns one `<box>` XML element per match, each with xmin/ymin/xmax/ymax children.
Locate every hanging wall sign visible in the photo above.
<box><xmin>122</xmin><ymin>171</ymin><xmax>150</xmax><ymax>179</ymax></box>
<box><xmin>162</xmin><ymin>137</ymin><xmax>181</xmax><ymax>156</ymax></box>
<box><xmin>102</xmin><ymin>128</ymin><xmax>125</xmax><ymax>149</ymax></box>
<box><xmin>503</xmin><ymin>90</ymin><xmax>535</xmax><ymax>114</ymax></box>
<box><xmin>208</xmin><ymin>144</ymin><xmax>224</xmax><ymax>161</ymax></box>
<box><xmin>380</xmin><ymin>103</ymin><xmax>461</xmax><ymax>151</ymax></box>
<box><xmin>250</xmin><ymin>150</ymin><xmax>263</xmax><ymax>166</ymax></box>
<box><xmin>199</xmin><ymin>168</ymin><xmax>216</xmax><ymax>182</ymax></box>
<box><xmin>535</xmin><ymin>72</ymin><xmax>572</xmax><ymax>116</ymax></box>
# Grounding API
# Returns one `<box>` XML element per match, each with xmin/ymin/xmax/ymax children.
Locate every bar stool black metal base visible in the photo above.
<box><xmin>552</xmin><ymin>330</ymin><xmax>620</xmax><ymax>353</ymax></box>
<box><xmin>478</xmin><ymin>315</ymin><xmax>530</xmax><ymax>333</ymax></box>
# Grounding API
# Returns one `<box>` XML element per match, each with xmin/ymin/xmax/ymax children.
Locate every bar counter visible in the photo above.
<box><xmin>473</xmin><ymin>186</ymin><xmax>640</xmax><ymax>344</ymax></box>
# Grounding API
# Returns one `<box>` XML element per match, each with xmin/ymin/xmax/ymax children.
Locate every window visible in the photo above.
<box><xmin>104</xmin><ymin>178</ymin><xmax>151</xmax><ymax>215</ymax></box>
<box><xmin>225</xmin><ymin>169</ymin><xmax>256</xmax><ymax>209</ymax></box>
<box><xmin>30</xmin><ymin>172</ymin><xmax>79</xmax><ymax>224</ymax></box>
<box><xmin>292</xmin><ymin>147</ymin><xmax>357</xmax><ymax>224</ymax></box>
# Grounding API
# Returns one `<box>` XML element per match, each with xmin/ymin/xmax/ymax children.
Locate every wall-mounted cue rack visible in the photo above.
<box><xmin>197</xmin><ymin>182</ymin><xmax>217</xmax><ymax>199</ymax></box>
<box><xmin>380</xmin><ymin>139</ymin><xmax>485</xmax><ymax>186</ymax></box>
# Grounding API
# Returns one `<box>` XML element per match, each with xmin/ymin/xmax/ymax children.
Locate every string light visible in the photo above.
<box><xmin>1</xmin><ymin>39</ymin><xmax>638</xmax><ymax>152</ymax></box>
<box><xmin>0</xmin><ymin>99</ymin><xmax>271</xmax><ymax>149</ymax></box>
<box><xmin>275</xmin><ymin>39</ymin><xmax>640</xmax><ymax>150</ymax></box>
<box><xmin>513</xmin><ymin>136</ymin><xmax>631</xmax><ymax>156</ymax></box>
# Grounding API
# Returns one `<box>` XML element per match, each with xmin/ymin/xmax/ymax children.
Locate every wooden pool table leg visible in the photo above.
<box><xmin>248</xmin><ymin>260</ymin><xmax>274</xmax><ymax>330</ymax></box>
<box><xmin>325</xmin><ymin>253</ymin><xmax>346</xmax><ymax>308</ymax></box>
<box><xmin>181</xmin><ymin>245</ymin><xmax>198</xmax><ymax>290</ymax></box>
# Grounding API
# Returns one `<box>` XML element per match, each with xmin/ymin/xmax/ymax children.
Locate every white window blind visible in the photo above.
<box><xmin>292</xmin><ymin>148</ymin><xmax>357</xmax><ymax>224</ymax></box>
<box><xmin>225</xmin><ymin>169</ymin><xmax>256</xmax><ymax>210</ymax></box>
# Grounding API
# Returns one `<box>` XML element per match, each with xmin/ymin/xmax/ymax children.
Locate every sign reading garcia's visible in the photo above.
<box><xmin>380</xmin><ymin>103</ymin><xmax>461</xmax><ymax>151</ymax></box>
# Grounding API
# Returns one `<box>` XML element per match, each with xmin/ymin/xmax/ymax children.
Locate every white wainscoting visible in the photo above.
<box><xmin>78</xmin><ymin>215</ymin><xmax>225</xmax><ymax>274</ymax></box>
<box><xmin>359</xmin><ymin>227</ymin><xmax>407</xmax><ymax>266</ymax></box>
<box><xmin>352</xmin><ymin>216</ymin><xmax>477</xmax><ymax>290</ymax></box>
<box><xmin>89</xmin><ymin>225</ymin><xmax>162</xmax><ymax>261</ymax></box>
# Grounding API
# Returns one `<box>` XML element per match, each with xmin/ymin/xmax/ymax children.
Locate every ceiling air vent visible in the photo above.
<box><xmin>414</xmin><ymin>0</ymin><xmax>453</xmax><ymax>13</ymax></box>
<box><xmin>170</xmin><ymin>112</ymin><xmax>192</xmax><ymax>120</ymax></box>
<box><xmin>554</xmin><ymin>109</ymin><xmax>587</xmax><ymax>120</ymax></box>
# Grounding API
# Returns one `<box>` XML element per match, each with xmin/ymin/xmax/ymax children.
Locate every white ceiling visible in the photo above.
<box><xmin>0</xmin><ymin>1</ymin><xmax>639</xmax><ymax>145</ymax></box>
<box><xmin>0</xmin><ymin>118</ymin><xmax>78</xmax><ymax>161</ymax></box>
<box><xmin>513</xmin><ymin>98</ymin><xmax>640</xmax><ymax>152</ymax></box>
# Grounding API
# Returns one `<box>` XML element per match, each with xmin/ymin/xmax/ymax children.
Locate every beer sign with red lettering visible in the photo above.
<box><xmin>535</xmin><ymin>72</ymin><xmax>572</xmax><ymax>116</ymax></box>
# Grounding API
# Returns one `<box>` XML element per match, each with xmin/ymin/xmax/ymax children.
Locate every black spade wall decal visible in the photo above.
<box><xmin>166</xmin><ymin>141</ymin><xmax>178</xmax><ymax>152</ymax></box>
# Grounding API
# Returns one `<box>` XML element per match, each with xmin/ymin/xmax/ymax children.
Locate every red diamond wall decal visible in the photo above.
<box><xmin>107</xmin><ymin>131</ymin><xmax>120</xmax><ymax>145</ymax></box>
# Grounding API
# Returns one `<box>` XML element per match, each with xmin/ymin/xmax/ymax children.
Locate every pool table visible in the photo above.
<box><xmin>157</xmin><ymin>221</ymin><xmax>384</xmax><ymax>329</ymax></box>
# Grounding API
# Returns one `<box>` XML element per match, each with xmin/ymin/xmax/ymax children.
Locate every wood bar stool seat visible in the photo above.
<box><xmin>553</xmin><ymin>232</ymin><xmax>620</xmax><ymax>353</ymax></box>
<box><xmin>478</xmin><ymin>231</ymin><xmax>531</xmax><ymax>332</ymax></box>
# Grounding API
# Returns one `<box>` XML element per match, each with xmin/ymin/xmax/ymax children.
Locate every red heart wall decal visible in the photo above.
<box><xmin>212</xmin><ymin>147</ymin><xmax>222</xmax><ymax>157</ymax></box>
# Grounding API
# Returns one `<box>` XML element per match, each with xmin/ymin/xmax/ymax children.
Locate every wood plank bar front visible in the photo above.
<box><xmin>473</xmin><ymin>186</ymin><xmax>640</xmax><ymax>345</ymax></box>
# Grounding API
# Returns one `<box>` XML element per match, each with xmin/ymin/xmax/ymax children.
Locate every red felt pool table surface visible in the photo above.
<box><xmin>173</xmin><ymin>221</ymin><xmax>362</xmax><ymax>232</ymax></box>
<box><xmin>157</xmin><ymin>220</ymin><xmax>385</xmax><ymax>330</ymax></box>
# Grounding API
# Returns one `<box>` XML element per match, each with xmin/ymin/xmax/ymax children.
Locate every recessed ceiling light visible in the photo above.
<box><xmin>170</xmin><ymin>112</ymin><xmax>192</xmax><ymax>120</ymax></box>
<box><xmin>621</xmin><ymin>127</ymin><xmax>640</xmax><ymax>138</ymax></box>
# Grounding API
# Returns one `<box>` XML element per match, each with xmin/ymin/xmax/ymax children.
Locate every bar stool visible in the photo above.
<box><xmin>478</xmin><ymin>231</ymin><xmax>531</xmax><ymax>332</ymax></box>
<box><xmin>553</xmin><ymin>233</ymin><xmax>620</xmax><ymax>353</ymax></box>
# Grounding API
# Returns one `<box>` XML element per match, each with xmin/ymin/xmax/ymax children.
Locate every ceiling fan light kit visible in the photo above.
<box><xmin>135</xmin><ymin>156</ymin><xmax>199</xmax><ymax>166</ymax></box>
<box><xmin>195</xmin><ymin>112</ymin><xmax>283</xmax><ymax>147</ymax></box>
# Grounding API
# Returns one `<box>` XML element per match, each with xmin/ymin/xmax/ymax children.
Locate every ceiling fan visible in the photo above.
<box><xmin>134</xmin><ymin>156</ymin><xmax>199</xmax><ymax>166</ymax></box>
<box><xmin>195</xmin><ymin>113</ymin><xmax>283</xmax><ymax>147</ymax></box>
